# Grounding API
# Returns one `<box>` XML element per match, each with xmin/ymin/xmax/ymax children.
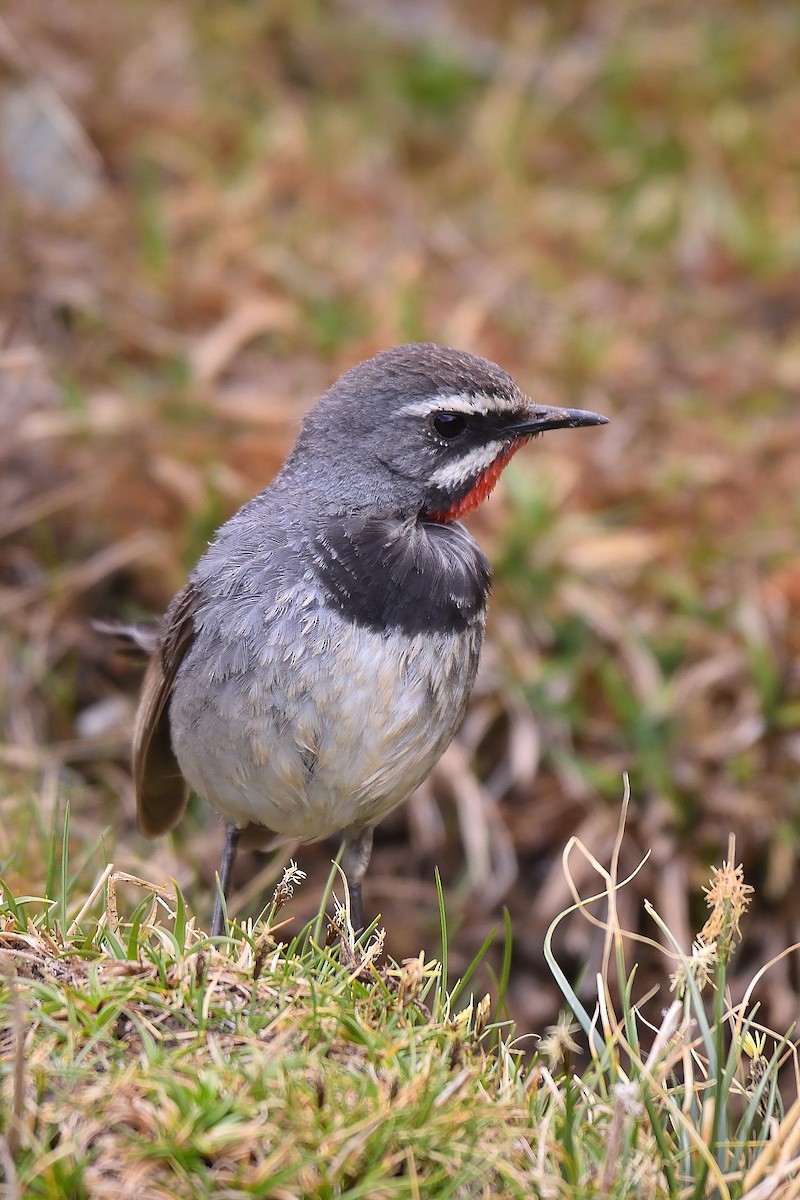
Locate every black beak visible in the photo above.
<box><xmin>508</xmin><ymin>405</ymin><xmax>610</xmax><ymax>436</ymax></box>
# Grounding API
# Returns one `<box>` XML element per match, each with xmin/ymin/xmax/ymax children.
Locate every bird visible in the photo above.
<box><xmin>130</xmin><ymin>343</ymin><xmax>608</xmax><ymax>936</ymax></box>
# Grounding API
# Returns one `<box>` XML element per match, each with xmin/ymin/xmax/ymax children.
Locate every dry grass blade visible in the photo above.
<box><xmin>1</xmin><ymin>967</ymin><xmax>25</xmax><ymax>1161</ymax></box>
<box><xmin>189</xmin><ymin>297</ymin><xmax>297</xmax><ymax>384</ymax></box>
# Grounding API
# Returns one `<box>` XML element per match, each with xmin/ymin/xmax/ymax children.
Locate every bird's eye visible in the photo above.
<box><xmin>432</xmin><ymin>412</ymin><xmax>467</xmax><ymax>439</ymax></box>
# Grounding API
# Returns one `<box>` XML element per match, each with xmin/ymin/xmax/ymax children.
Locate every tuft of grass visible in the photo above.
<box><xmin>0</xmin><ymin>859</ymin><xmax>530</xmax><ymax>1198</ymax></box>
<box><xmin>1</xmin><ymin>793</ymin><xmax>799</xmax><ymax>1198</ymax></box>
<box><xmin>542</xmin><ymin>785</ymin><xmax>800</xmax><ymax>1198</ymax></box>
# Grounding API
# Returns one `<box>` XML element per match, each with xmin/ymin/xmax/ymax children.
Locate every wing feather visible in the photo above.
<box><xmin>132</xmin><ymin>584</ymin><xmax>198</xmax><ymax>836</ymax></box>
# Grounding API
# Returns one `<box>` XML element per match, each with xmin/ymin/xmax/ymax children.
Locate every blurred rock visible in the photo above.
<box><xmin>0</xmin><ymin>79</ymin><xmax>103</xmax><ymax>211</ymax></box>
<box><xmin>75</xmin><ymin>695</ymin><xmax>133</xmax><ymax>740</ymax></box>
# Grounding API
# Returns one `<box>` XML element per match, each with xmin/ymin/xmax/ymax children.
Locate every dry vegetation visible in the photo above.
<box><xmin>2</xmin><ymin>0</ymin><xmax>800</xmax><ymax>1155</ymax></box>
<box><xmin>1</xmin><ymin>840</ymin><xmax>798</xmax><ymax>1197</ymax></box>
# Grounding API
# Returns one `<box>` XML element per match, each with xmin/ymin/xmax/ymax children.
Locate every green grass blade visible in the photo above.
<box><xmin>435</xmin><ymin>867</ymin><xmax>448</xmax><ymax>1018</ymax></box>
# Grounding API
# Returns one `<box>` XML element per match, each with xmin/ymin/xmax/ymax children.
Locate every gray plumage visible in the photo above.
<box><xmin>130</xmin><ymin>343</ymin><xmax>608</xmax><ymax>931</ymax></box>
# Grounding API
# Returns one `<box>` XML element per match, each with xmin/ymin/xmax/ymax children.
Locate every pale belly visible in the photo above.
<box><xmin>168</xmin><ymin>611</ymin><xmax>482</xmax><ymax>840</ymax></box>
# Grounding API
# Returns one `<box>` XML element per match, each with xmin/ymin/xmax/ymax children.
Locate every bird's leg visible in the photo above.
<box><xmin>341</xmin><ymin>827</ymin><xmax>374</xmax><ymax>933</ymax></box>
<box><xmin>211</xmin><ymin>822</ymin><xmax>241</xmax><ymax>937</ymax></box>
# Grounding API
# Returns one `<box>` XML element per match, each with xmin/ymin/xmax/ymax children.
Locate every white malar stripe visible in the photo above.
<box><xmin>427</xmin><ymin>441</ymin><xmax>505</xmax><ymax>490</ymax></box>
<box><xmin>401</xmin><ymin>390</ymin><xmax>523</xmax><ymax>419</ymax></box>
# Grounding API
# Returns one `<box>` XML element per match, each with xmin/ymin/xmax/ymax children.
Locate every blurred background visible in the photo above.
<box><xmin>2</xmin><ymin>0</ymin><xmax>799</xmax><ymax>1037</ymax></box>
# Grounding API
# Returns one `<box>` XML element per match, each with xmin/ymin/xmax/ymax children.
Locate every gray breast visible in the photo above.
<box><xmin>166</xmin><ymin>515</ymin><xmax>488</xmax><ymax>837</ymax></box>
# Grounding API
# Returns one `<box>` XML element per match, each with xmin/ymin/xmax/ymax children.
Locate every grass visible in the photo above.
<box><xmin>1</xmin><ymin>794</ymin><xmax>799</xmax><ymax>1198</ymax></box>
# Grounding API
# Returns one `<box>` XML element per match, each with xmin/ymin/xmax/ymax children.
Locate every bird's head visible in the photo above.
<box><xmin>287</xmin><ymin>344</ymin><xmax>609</xmax><ymax>521</ymax></box>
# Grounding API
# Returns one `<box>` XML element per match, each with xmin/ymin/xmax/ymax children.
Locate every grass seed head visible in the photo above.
<box><xmin>538</xmin><ymin>1014</ymin><xmax>580</xmax><ymax>1073</ymax></box>
<box><xmin>699</xmin><ymin>838</ymin><xmax>754</xmax><ymax>963</ymax></box>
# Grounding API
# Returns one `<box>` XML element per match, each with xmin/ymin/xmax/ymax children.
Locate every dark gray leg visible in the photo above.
<box><xmin>341</xmin><ymin>827</ymin><xmax>374</xmax><ymax>932</ymax></box>
<box><xmin>211</xmin><ymin>822</ymin><xmax>241</xmax><ymax>937</ymax></box>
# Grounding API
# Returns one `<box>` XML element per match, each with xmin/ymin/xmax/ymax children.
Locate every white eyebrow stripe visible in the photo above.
<box><xmin>427</xmin><ymin>441</ymin><xmax>506</xmax><ymax>490</ymax></box>
<box><xmin>400</xmin><ymin>391</ymin><xmax>523</xmax><ymax>419</ymax></box>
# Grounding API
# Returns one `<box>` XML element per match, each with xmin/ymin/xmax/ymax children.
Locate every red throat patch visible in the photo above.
<box><xmin>429</xmin><ymin>442</ymin><xmax>521</xmax><ymax>523</ymax></box>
